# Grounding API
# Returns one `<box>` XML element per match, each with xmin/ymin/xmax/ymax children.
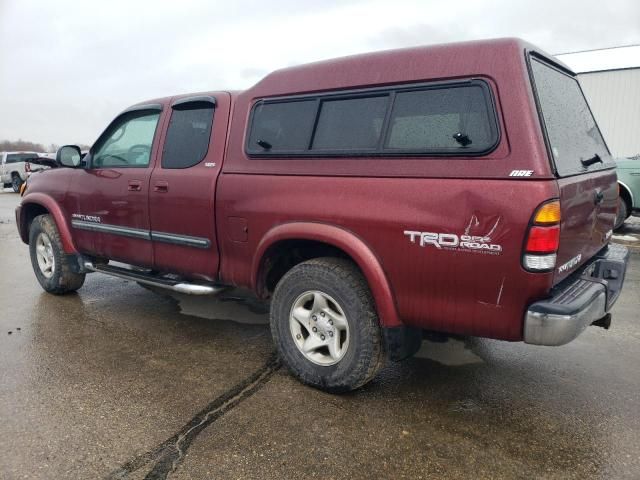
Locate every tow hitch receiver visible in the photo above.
<box><xmin>592</xmin><ymin>313</ymin><xmax>612</xmax><ymax>330</ymax></box>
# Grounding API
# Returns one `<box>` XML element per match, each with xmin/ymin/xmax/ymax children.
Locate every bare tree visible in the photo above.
<box><xmin>0</xmin><ymin>139</ymin><xmax>46</xmax><ymax>152</ymax></box>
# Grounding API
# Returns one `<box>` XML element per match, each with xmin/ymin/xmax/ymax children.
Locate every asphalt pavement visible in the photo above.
<box><xmin>1</xmin><ymin>190</ymin><xmax>639</xmax><ymax>479</ymax></box>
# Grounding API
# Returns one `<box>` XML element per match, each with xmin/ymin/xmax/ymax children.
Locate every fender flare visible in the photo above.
<box><xmin>252</xmin><ymin>222</ymin><xmax>402</xmax><ymax>328</ymax></box>
<box><xmin>19</xmin><ymin>192</ymin><xmax>78</xmax><ymax>254</ymax></box>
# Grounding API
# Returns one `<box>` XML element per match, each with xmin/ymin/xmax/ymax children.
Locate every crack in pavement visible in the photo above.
<box><xmin>105</xmin><ymin>354</ymin><xmax>281</xmax><ymax>480</ymax></box>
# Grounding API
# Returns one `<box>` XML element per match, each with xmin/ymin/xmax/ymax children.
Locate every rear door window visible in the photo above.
<box><xmin>162</xmin><ymin>101</ymin><xmax>214</xmax><ymax>169</ymax></box>
<box><xmin>530</xmin><ymin>57</ymin><xmax>613</xmax><ymax>177</ymax></box>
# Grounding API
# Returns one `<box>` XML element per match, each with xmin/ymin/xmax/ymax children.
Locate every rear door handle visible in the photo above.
<box><xmin>154</xmin><ymin>181</ymin><xmax>169</xmax><ymax>193</ymax></box>
<box><xmin>128</xmin><ymin>180</ymin><xmax>142</xmax><ymax>192</ymax></box>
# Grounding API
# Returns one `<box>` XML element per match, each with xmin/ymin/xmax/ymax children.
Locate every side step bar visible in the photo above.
<box><xmin>83</xmin><ymin>261</ymin><xmax>226</xmax><ymax>295</ymax></box>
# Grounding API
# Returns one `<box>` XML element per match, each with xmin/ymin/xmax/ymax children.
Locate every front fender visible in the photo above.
<box><xmin>252</xmin><ymin>222</ymin><xmax>402</xmax><ymax>328</ymax></box>
<box><xmin>19</xmin><ymin>192</ymin><xmax>78</xmax><ymax>254</ymax></box>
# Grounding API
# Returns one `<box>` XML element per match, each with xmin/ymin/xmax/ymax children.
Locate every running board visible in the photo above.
<box><xmin>83</xmin><ymin>261</ymin><xmax>226</xmax><ymax>295</ymax></box>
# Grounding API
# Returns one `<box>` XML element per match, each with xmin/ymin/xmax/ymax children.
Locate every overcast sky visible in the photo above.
<box><xmin>1</xmin><ymin>0</ymin><xmax>639</xmax><ymax>147</ymax></box>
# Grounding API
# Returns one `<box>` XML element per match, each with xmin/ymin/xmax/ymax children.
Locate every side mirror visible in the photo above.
<box><xmin>56</xmin><ymin>145</ymin><xmax>82</xmax><ymax>168</ymax></box>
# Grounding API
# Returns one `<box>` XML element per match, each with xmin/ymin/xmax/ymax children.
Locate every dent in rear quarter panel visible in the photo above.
<box><xmin>217</xmin><ymin>175</ymin><xmax>558</xmax><ymax>341</ymax></box>
<box><xmin>379</xmin><ymin>178</ymin><xmax>557</xmax><ymax>340</ymax></box>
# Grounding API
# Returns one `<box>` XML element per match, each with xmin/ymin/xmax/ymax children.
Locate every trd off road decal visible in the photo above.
<box><xmin>404</xmin><ymin>215</ymin><xmax>504</xmax><ymax>255</ymax></box>
<box><xmin>403</xmin><ymin>231</ymin><xmax>503</xmax><ymax>255</ymax></box>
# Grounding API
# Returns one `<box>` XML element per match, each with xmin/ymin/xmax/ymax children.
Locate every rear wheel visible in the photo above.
<box><xmin>270</xmin><ymin>257</ymin><xmax>385</xmax><ymax>392</ymax></box>
<box><xmin>614</xmin><ymin>196</ymin><xmax>629</xmax><ymax>231</ymax></box>
<box><xmin>11</xmin><ymin>174</ymin><xmax>23</xmax><ymax>193</ymax></box>
<box><xmin>29</xmin><ymin>214</ymin><xmax>85</xmax><ymax>294</ymax></box>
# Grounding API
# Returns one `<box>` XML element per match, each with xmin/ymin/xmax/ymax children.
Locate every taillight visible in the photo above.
<box><xmin>523</xmin><ymin>199</ymin><xmax>561</xmax><ymax>272</ymax></box>
<box><xmin>525</xmin><ymin>225</ymin><xmax>560</xmax><ymax>252</ymax></box>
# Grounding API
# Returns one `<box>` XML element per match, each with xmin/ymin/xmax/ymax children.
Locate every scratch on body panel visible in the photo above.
<box><xmin>496</xmin><ymin>276</ymin><xmax>505</xmax><ymax>305</ymax></box>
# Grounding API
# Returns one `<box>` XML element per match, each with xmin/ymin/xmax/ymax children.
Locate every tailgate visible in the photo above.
<box><xmin>555</xmin><ymin>169</ymin><xmax>617</xmax><ymax>283</ymax></box>
<box><xmin>528</xmin><ymin>54</ymin><xmax>618</xmax><ymax>285</ymax></box>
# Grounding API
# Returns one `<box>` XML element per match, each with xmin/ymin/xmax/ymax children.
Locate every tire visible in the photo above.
<box><xmin>614</xmin><ymin>196</ymin><xmax>629</xmax><ymax>231</ymax></box>
<box><xmin>270</xmin><ymin>257</ymin><xmax>385</xmax><ymax>392</ymax></box>
<box><xmin>11</xmin><ymin>174</ymin><xmax>23</xmax><ymax>193</ymax></box>
<box><xmin>29</xmin><ymin>214</ymin><xmax>85</xmax><ymax>294</ymax></box>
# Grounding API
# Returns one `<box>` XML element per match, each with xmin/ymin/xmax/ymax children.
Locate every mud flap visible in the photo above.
<box><xmin>382</xmin><ymin>326</ymin><xmax>422</xmax><ymax>361</ymax></box>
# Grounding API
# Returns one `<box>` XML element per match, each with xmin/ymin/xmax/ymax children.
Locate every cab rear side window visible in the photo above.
<box><xmin>162</xmin><ymin>101</ymin><xmax>215</xmax><ymax>169</ymax></box>
<box><xmin>246</xmin><ymin>80</ymin><xmax>499</xmax><ymax>157</ymax></box>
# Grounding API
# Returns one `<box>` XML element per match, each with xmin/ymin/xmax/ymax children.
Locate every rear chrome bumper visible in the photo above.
<box><xmin>524</xmin><ymin>243</ymin><xmax>630</xmax><ymax>346</ymax></box>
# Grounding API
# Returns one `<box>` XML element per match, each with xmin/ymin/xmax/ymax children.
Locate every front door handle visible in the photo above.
<box><xmin>154</xmin><ymin>181</ymin><xmax>169</xmax><ymax>193</ymax></box>
<box><xmin>128</xmin><ymin>180</ymin><xmax>142</xmax><ymax>192</ymax></box>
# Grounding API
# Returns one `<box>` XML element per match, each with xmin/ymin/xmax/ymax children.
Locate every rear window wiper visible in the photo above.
<box><xmin>581</xmin><ymin>153</ymin><xmax>602</xmax><ymax>168</ymax></box>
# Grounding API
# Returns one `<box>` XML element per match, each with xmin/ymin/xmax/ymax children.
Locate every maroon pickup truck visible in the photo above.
<box><xmin>16</xmin><ymin>38</ymin><xmax>630</xmax><ymax>392</ymax></box>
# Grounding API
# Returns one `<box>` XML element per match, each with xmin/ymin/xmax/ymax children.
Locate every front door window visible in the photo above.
<box><xmin>91</xmin><ymin>111</ymin><xmax>160</xmax><ymax>168</ymax></box>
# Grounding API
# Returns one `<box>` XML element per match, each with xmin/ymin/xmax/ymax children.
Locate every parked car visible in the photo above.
<box><xmin>16</xmin><ymin>154</ymin><xmax>62</xmax><ymax>195</ymax></box>
<box><xmin>24</xmin><ymin>151</ymin><xmax>88</xmax><ymax>170</ymax></box>
<box><xmin>615</xmin><ymin>157</ymin><xmax>640</xmax><ymax>229</ymax></box>
<box><xmin>15</xmin><ymin>38</ymin><xmax>630</xmax><ymax>392</ymax></box>
<box><xmin>0</xmin><ymin>151</ymin><xmax>47</xmax><ymax>192</ymax></box>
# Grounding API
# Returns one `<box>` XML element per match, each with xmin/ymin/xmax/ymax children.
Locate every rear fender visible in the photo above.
<box><xmin>19</xmin><ymin>192</ymin><xmax>78</xmax><ymax>254</ymax></box>
<box><xmin>252</xmin><ymin>222</ymin><xmax>402</xmax><ymax>328</ymax></box>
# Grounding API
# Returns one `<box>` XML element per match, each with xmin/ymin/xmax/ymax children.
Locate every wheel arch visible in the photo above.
<box><xmin>252</xmin><ymin>222</ymin><xmax>402</xmax><ymax>328</ymax></box>
<box><xmin>19</xmin><ymin>193</ymin><xmax>78</xmax><ymax>253</ymax></box>
<box><xmin>619</xmin><ymin>181</ymin><xmax>634</xmax><ymax>213</ymax></box>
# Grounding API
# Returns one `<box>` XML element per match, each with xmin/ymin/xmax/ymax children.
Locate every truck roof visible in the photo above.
<box><xmin>133</xmin><ymin>38</ymin><xmax>568</xmax><ymax>108</ymax></box>
<box><xmin>243</xmin><ymin>37</ymin><xmax>569</xmax><ymax>99</ymax></box>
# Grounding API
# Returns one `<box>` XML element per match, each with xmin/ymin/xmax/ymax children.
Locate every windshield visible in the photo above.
<box><xmin>530</xmin><ymin>57</ymin><xmax>613</xmax><ymax>177</ymax></box>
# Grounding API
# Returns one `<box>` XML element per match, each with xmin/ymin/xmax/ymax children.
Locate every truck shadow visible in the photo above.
<box><xmin>22</xmin><ymin>282</ymin><xmax>622</xmax><ymax>479</ymax></box>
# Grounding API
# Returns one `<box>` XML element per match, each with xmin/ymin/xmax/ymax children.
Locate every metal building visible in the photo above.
<box><xmin>556</xmin><ymin>45</ymin><xmax>640</xmax><ymax>159</ymax></box>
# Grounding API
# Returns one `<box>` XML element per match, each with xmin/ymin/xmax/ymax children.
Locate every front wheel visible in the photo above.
<box><xmin>270</xmin><ymin>257</ymin><xmax>385</xmax><ymax>392</ymax></box>
<box><xmin>29</xmin><ymin>214</ymin><xmax>85</xmax><ymax>294</ymax></box>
